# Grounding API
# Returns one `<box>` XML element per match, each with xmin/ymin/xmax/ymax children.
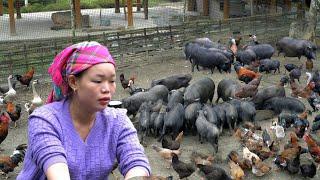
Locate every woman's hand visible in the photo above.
<box><xmin>124</xmin><ymin>166</ymin><xmax>149</xmax><ymax>180</ymax></box>
<box><xmin>46</xmin><ymin>163</ymin><xmax>71</xmax><ymax>180</ymax></box>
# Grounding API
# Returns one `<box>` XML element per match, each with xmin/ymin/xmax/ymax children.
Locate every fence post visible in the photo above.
<box><xmin>23</xmin><ymin>43</ymin><xmax>28</xmax><ymax>69</ymax></box>
<box><xmin>54</xmin><ymin>40</ymin><xmax>58</xmax><ymax>56</ymax></box>
<box><xmin>9</xmin><ymin>52</ymin><xmax>13</xmax><ymax>75</ymax></box>
<box><xmin>219</xmin><ymin>20</ymin><xmax>221</xmax><ymax>32</ymax></box>
<box><xmin>87</xmin><ymin>34</ymin><xmax>91</xmax><ymax>41</ymax></box>
<box><xmin>103</xmin><ymin>32</ymin><xmax>107</xmax><ymax>45</ymax></box>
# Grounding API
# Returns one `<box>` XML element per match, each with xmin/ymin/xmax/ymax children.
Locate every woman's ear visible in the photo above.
<box><xmin>67</xmin><ymin>75</ymin><xmax>78</xmax><ymax>91</ymax></box>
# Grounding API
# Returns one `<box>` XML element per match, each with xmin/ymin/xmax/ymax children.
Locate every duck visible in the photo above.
<box><xmin>3</xmin><ymin>75</ymin><xmax>16</xmax><ymax>102</ymax></box>
<box><xmin>25</xmin><ymin>80</ymin><xmax>43</xmax><ymax>115</ymax></box>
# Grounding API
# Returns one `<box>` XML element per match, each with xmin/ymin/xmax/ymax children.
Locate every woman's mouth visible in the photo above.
<box><xmin>98</xmin><ymin>97</ymin><xmax>110</xmax><ymax>105</ymax></box>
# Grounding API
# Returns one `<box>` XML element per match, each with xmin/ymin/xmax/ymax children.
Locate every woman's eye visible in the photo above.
<box><xmin>92</xmin><ymin>80</ymin><xmax>101</xmax><ymax>83</ymax></box>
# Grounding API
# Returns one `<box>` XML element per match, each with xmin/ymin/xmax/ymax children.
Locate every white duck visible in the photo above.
<box><xmin>25</xmin><ymin>80</ymin><xmax>43</xmax><ymax>115</ymax></box>
<box><xmin>270</xmin><ymin>120</ymin><xmax>285</xmax><ymax>140</ymax></box>
<box><xmin>3</xmin><ymin>75</ymin><xmax>16</xmax><ymax>102</ymax></box>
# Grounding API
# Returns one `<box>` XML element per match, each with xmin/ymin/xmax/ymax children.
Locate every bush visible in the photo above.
<box><xmin>21</xmin><ymin>3</ymin><xmax>45</xmax><ymax>13</ymax></box>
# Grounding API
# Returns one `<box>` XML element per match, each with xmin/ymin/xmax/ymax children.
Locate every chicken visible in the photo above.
<box><xmin>171</xmin><ymin>153</ymin><xmax>195</xmax><ymax>179</ymax></box>
<box><xmin>285</xmin><ymin>152</ymin><xmax>300</xmax><ymax>174</ymax></box>
<box><xmin>256</xmin><ymin>146</ymin><xmax>275</xmax><ymax>161</ymax></box>
<box><xmin>190</xmin><ymin>151</ymin><xmax>214</xmax><ymax>166</ymax></box>
<box><xmin>235</xmin><ymin>75</ymin><xmax>262</xmax><ymax>99</ymax></box>
<box><xmin>305</xmin><ymin>59</ymin><xmax>313</xmax><ymax>71</ymax></box>
<box><xmin>6</xmin><ymin>102</ymin><xmax>22</xmax><ymax>128</ymax></box>
<box><xmin>303</xmin><ymin>133</ymin><xmax>320</xmax><ymax>163</ymax></box>
<box><xmin>274</xmin><ymin>146</ymin><xmax>303</xmax><ymax>169</ymax></box>
<box><xmin>270</xmin><ymin>121</ymin><xmax>285</xmax><ymax>140</ymax></box>
<box><xmin>284</xmin><ymin>132</ymin><xmax>299</xmax><ymax>149</ymax></box>
<box><xmin>243</xmin><ymin>146</ymin><xmax>260</xmax><ymax>164</ymax></box>
<box><xmin>294</xmin><ymin>118</ymin><xmax>309</xmax><ymax>138</ymax></box>
<box><xmin>128</xmin><ymin>80</ymin><xmax>148</xmax><ymax>95</ymax></box>
<box><xmin>262</xmin><ymin>129</ymin><xmax>271</xmax><ymax>147</ymax></box>
<box><xmin>151</xmin><ymin>145</ymin><xmax>181</xmax><ymax>168</ymax></box>
<box><xmin>119</xmin><ymin>73</ymin><xmax>136</xmax><ymax>89</ymax></box>
<box><xmin>0</xmin><ymin>111</ymin><xmax>11</xmax><ymax>151</ymax></box>
<box><xmin>197</xmin><ymin>164</ymin><xmax>232</xmax><ymax>180</ymax></box>
<box><xmin>300</xmin><ymin>162</ymin><xmax>317</xmax><ymax>178</ymax></box>
<box><xmin>228</xmin><ymin>158</ymin><xmax>245</xmax><ymax>180</ymax></box>
<box><xmin>162</xmin><ymin>131</ymin><xmax>183</xmax><ymax>150</ymax></box>
<box><xmin>0</xmin><ymin>81</ymin><xmax>17</xmax><ymax>95</ymax></box>
<box><xmin>242</xmin><ymin>122</ymin><xmax>261</xmax><ymax>132</ymax></box>
<box><xmin>0</xmin><ymin>144</ymin><xmax>27</xmax><ymax>178</ymax></box>
<box><xmin>312</xmin><ymin>114</ymin><xmax>320</xmax><ymax>132</ymax></box>
<box><xmin>251</xmin><ymin>156</ymin><xmax>271</xmax><ymax>176</ymax></box>
<box><xmin>14</xmin><ymin>67</ymin><xmax>35</xmax><ymax>87</ymax></box>
<box><xmin>228</xmin><ymin>151</ymin><xmax>252</xmax><ymax>170</ymax></box>
<box><xmin>234</xmin><ymin>63</ymin><xmax>261</xmax><ymax>84</ymax></box>
<box><xmin>289</xmin><ymin>79</ymin><xmax>314</xmax><ymax>98</ymax></box>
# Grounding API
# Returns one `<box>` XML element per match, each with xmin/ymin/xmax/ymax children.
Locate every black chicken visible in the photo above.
<box><xmin>197</xmin><ymin>164</ymin><xmax>231</xmax><ymax>180</ymax></box>
<box><xmin>300</xmin><ymin>162</ymin><xmax>317</xmax><ymax>178</ymax></box>
<box><xmin>285</xmin><ymin>153</ymin><xmax>300</xmax><ymax>174</ymax></box>
<box><xmin>0</xmin><ymin>144</ymin><xmax>27</xmax><ymax>178</ymax></box>
<box><xmin>171</xmin><ymin>153</ymin><xmax>195</xmax><ymax>179</ymax></box>
<box><xmin>262</xmin><ymin>129</ymin><xmax>271</xmax><ymax>147</ymax></box>
<box><xmin>161</xmin><ymin>131</ymin><xmax>183</xmax><ymax>150</ymax></box>
<box><xmin>294</xmin><ymin>118</ymin><xmax>309</xmax><ymax>138</ymax></box>
<box><xmin>312</xmin><ymin>114</ymin><xmax>320</xmax><ymax>132</ymax></box>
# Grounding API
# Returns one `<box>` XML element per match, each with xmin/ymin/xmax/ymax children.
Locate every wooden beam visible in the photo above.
<box><xmin>144</xmin><ymin>0</ymin><xmax>148</xmax><ymax>19</ymax></box>
<box><xmin>270</xmin><ymin>0</ymin><xmax>276</xmax><ymax>13</ymax></box>
<box><xmin>74</xmin><ymin>0</ymin><xmax>81</xmax><ymax>28</ymax></box>
<box><xmin>115</xmin><ymin>0</ymin><xmax>120</xmax><ymax>13</ymax></box>
<box><xmin>8</xmin><ymin>0</ymin><xmax>16</xmax><ymax>35</ymax></box>
<box><xmin>250</xmin><ymin>0</ymin><xmax>253</xmax><ymax>16</ymax></box>
<box><xmin>127</xmin><ymin>0</ymin><xmax>133</xmax><ymax>27</ymax></box>
<box><xmin>0</xmin><ymin>0</ymin><xmax>3</xmax><ymax>16</ymax></box>
<box><xmin>223</xmin><ymin>0</ymin><xmax>229</xmax><ymax>19</ymax></box>
<box><xmin>203</xmin><ymin>0</ymin><xmax>209</xmax><ymax>16</ymax></box>
<box><xmin>16</xmin><ymin>0</ymin><xmax>22</xmax><ymax>19</ymax></box>
<box><xmin>137</xmin><ymin>0</ymin><xmax>141</xmax><ymax>11</ymax></box>
<box><xmin>187</xmin><ymin>0</ymin><xmax>195</xmax><ymax>11</ymax></box>
<box><xmin>284</xmin><ymin>0</ymin><xmax>291</xmax><ymax>12</ymax></box>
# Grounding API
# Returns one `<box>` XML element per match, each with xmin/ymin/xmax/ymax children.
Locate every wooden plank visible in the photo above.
<box><xmin>8</xmin><ymin>0</ymin><xmax>16</xmax><ymax>35</ymax></box>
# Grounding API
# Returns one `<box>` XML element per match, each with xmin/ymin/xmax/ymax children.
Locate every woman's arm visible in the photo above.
<box><xmin>124</xmin><ymin>166</ymin><xmax>149</xmax><ymax>180</ymax></box>
<box><xmin>46</xmin><ymin>163</ymin><xmax>71</xmax><ymax>180</ymax></box>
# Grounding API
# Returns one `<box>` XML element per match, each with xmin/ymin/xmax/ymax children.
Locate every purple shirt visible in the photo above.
<box><xmin>17</xmin><ymin>98</ymin><xmax>151</xmax><ymax>180</ymax></box>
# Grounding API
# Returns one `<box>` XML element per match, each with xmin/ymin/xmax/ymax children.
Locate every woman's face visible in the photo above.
<box><xmin>73</xmin><ymin>63</ymin><xmax>116</xmax><ymax>112</ymax></box>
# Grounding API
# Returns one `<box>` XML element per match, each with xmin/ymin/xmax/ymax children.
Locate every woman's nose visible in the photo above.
<box><xmin>101</xmin><ymin>83</ymin><xmax>110</xmax><ymax>93</ymax></box>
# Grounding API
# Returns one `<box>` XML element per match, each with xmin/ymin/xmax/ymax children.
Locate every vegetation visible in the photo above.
<box><xmin>1</xmin><ymin>0</ymin><xmax>173</xmax><ymax>13</ymax></box>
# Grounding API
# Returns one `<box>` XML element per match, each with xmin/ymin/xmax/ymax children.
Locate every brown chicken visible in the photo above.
<box><xmin>289</xmin><ymin>79</ymin><xmax>315</xmax><ymax>98</ymax></box>
<box><xmin>284</xmin><ymin>132</ymin><xmax>299</xmax><ymax>149</ymax></box>
<box><xmin>6</xmin><ymin>102</ymin><xmax>22</xmax><ymax>128</ymax></box>
<box><xmin>236</xmin><ymin>65</ymin><xmax>261</xmax><ymax>84</ymax></box>
<box><xmin>251</xmin><ymin>156</ymin><xmax>271</xmax><ymax>176</ymax></box>
<box><xmin>190</xmin><ymin>151</ymin><xmax>214</xmax><ymax>166</ymax></box>
<box><xmin>235</xmin><ymin>76</ymin><xmax>262</xmax><ymax>99</ymax></box>
<box><xmin>242</xmin><ymin>122</ymin><xmax>262</xmax><ymax>132</ymax></box>
<box><xmin>0</xmin><ymin>144</ymin><xmax>27</xmax><ymax>178</ymax></box>
<box><xmin>119</xmin><ymin>73</ymin><xmax>136</xmax><ymax>89</ymax></box>
<box><xmin>152</xmin><ymin>145</ymin><xmax>181</xmax><ymax>168</ymax></box>
<box><xmin>14</xmin><ymin>67</ymin><xmax>35</xmax><ymax>87</ymax></box>
<box><xmin>0</xmin><ymin>111</ymin><xmax>11</xmax><ymax>151</ymax></box>
<box><xmin>306</xmin><ymin>59</ymin><xmax>313</xmax><ymax>72</ymax></box>
<box><xmin>228</xmin><ymin>158</ymin><xmax>245</xmax><ymax>180</ymax></box>
<box><xmin>303</xmin><ymin>133</ymin><xmax>320</xmax><ymax>163</ymax></box>
<box><xmin>136</xmin><ymin>175</ymin><xmax>173</xmax><ymax>180</ymax></box>
<box><xmin>274</xmin><ymin>146</ymin><xmax>302</xmax><ymax>168</ymax></box>
<box><xmin>228</xmin><ymin>151</ymin><xmax>252</xmax><ymax>170</ymax></box>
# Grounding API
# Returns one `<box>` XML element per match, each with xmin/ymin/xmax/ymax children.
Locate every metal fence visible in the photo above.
<box><xmin>0</xmin><ymin>11</ymin><xmax>301</xmax><ymax>84</ymax></box>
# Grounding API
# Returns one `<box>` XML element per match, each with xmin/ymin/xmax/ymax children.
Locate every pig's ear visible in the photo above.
<box><xmin>249</xmin><ymin>34</ymin><xmax>252</xmax><ymax>37</ymax></box>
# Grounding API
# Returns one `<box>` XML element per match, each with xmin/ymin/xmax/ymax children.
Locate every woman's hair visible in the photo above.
<box><xmin>47</xmin><ymin>41</ymin><xmax>115</xmax><ymax>103</ymax></box>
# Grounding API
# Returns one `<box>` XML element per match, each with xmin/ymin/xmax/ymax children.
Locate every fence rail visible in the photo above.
<box><xmin>0</xmin><ymin>12</ymin><xmax>302</xmax><ymax>84</ymax></box>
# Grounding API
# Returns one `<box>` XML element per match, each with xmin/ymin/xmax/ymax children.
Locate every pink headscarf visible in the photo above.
<box><xmin>47</xmin><ymin>41</ymin><xmax>115</xmax><ymax>103</ymax></box>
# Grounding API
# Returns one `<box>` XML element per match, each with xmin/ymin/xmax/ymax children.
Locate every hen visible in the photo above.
<box><xmin>228</xmin><ymin>158</ymin><xmax>245</xmax><ymax>180</ymax></box>
<box><xmin>303</xmin><ymin>133</ymin><xmax>320</xmax><ymax>163</ymax></box>
<box><xmin>0</xmin><ymin>144</ymin><xmax>27</xmax><ymax>178</ymax></box>
<box><xmin>190</xmin><ymin>151</ymin><xmax>214</xmax><ymax>166</ymax></box>
<box><xmin>161</xmin><ymin>131</ymin><xmax>183</xmax><ymax>150</ymax></box>
<box><xmin>6</xmin><ymin>102</ymin><xmax>22</xmax><ymax>128</ymax></box>
<box><xmin>228</xmin><ymin>151</ymin><xmax>252</xmax><ymax>170</ymax></box>
<box><xmin>0</xmin><ymin>111</ymin><xmax>11</xmax><ymax>151</ymax></box>
<box><xmin>197</xmin><ymin>164</ymin><xmax>231</xmax><ymax>180</ymax></box>
<box><xmin>171</xmin><ymin>153</ymin><xmax>195</xmax><ymax>179</ymax></box>
<box><xmin>234</xmin><ymin>63</ymin><xmax>261</xmax><ymax>84</ymax></box>
<box><xmin>119</xmin><ymin>73</ymin><xmax>136</xmax><ymax>89</ymax></box>
<box><xmin>151</xmin><ymin>145</ymin><xmax>181</xmax><ymax>168</ymax></box>
<box><xmin>14</xmin><ymin>67</ymin><xmax>35</xmax><ymax>87</ymax></box>
<box><xmin>251</xmin><ymin>156</ymin><xmax>271</xmax><ymax>176</ymax></box>
<box><xmin>289</xmin><ymin>79</ymin><xmax>314</xmax><ymax>98</ymax></box>
<box><xmin>285</xmin><ymin>152</ymin><xmax>300</xmax><ymax>174</ymax></box>
<box><xmin>300</xmin><ymin>162</ymin><xmax>317</xmax><ymax>178</ymax></box>
<box><xmin>274</xmin><ymin>146</ymin><xmax>304</xmax><ymax>169</ymax></box>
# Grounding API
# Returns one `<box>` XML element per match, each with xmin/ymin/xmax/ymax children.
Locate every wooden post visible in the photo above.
<box><xmin>70</xmin><ymin>0</ymin><xmax>75</xmax><ymax>37</ymax></box>
<box><xmin>8</xmin><ymin>0</ymin><xmax>16</xmax><ymax>35</ymax></box>
<box><xmin>115</xmin><ymin>0</ymin><xmax>120</xmax><ymax>13</ymax></box>
<box><xmin>74</xmin><ymin>0</ymin><xmax>81</xmax><ymax>28</ymax></box>
<box><xmin>284</xmin><ymin>0</ymin><xmax>291</xmax><ymax>12</ymax></box>
<box><xmin>250</xmin><ymin>0</ymin><xmax>253</xmax><ymax>16</ymax></box>
<box><xmin>203</xmin><ymin>0</ymin><xmax>209</xmax><ymax>16</ymax></box>
<box><xmin>144</xmin><ymin>0</ymin><xmax>148</xmax><ymax>19</ymax></box>
<box><xmin>137</xmin><ymin>0</ymin><xmax>141</xmax><ymax>11</ymax></box>
<box><xmin>187</xmin><ymin>0</ymin><xmax>195</xmax><ymax>11</ymax></box>
<box><xmin>223</xmin><ymin>0</ymin><xmax>229</xmax><ymax>19</ymax></box>
<box><xmin>270</xmin><ymin>0</ymin><xmax>276</xmax><ymax>13</ymax></box>
<box><xmin>16</xmin><ymin>0</ymin><xmax>22</xmax><ymax>19</ymax></box>
<box><xmin>127</xmin><ymin>0</ymin><xmax>133</xmax><ymax>27</ymax></box>
<box><xmin>0</xmin><ymin>0</ymin><xmax>3</xmax><ymax>16</ymax></box>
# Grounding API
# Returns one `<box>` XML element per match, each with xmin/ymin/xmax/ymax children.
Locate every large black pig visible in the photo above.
<box><xmin>216</xmin><ymin>79</ymin><xmax>240</xmax><ymax>103</ymax></box>
<box><xmin>263</xmin><ymin>97</ymin><xmax>306</xmax><ymax>114</ymax></box>
<box><xmin>246</xmin><ymin>44</ymin><xmax>275</xmax><ymax>60</ymax></box>
<box><xmin>184</xmin><ymin>77</ymin><xmax>215</xmax><ymax>106</ymax></box>
<box><xmin>276</xmin><ymin>37</ymin><xmax>316</xmax><ymax>60</ymax></box>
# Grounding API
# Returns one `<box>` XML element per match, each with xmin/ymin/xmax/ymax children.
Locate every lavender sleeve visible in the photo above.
<box><xmin>28</xmin><ymin>108</ymin><xmax>68</xmax><ymax>173</ymax></box>
<box><xmin>115</xmin><ymin>110</ymin><xmax>151</xmax><ymax>176</ymax></box>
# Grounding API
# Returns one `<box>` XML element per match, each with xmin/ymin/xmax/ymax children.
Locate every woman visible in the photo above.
<box><xmin>17</xmin><ymin>41</ymin><xmax>151</xmax><ymax>180</ymax></box>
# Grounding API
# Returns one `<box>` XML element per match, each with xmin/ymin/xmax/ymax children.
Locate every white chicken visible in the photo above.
<box><xmin>270</xmin><ymin>120</ymin><xmax>285</xmax><ymax>140</ymax></box>
<box><xmin>242</xmin><ymin>146</ymin><xmax>260</xmax><ymax>164</ymax></box>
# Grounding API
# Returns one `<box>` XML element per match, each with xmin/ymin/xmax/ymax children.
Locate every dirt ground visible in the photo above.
<box><xmin>2</xmin><ymin>49</ymin><xmax>320</xmax><ymax>179</ymax></box>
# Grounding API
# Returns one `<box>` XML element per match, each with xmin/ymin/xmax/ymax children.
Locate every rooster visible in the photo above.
<box><xmin>234</xmin><ymin>62</ymin><xmax>261</xmax><ymax>84</ymax></box>
<box><xmin>6</xmin><ymin>102</ymin><xmax>22</xmax><ymax>128</ymax></box>
<box><xmin>0</xmin><ymin>111</ymin><xmax>11</xmax><ymax>151</ymax></box>
<box><xmin>14</xmin><ymin>67</ymin><xmax>35</xmax><ymax>87</ymax></box>
<box><xmin>161</xmin><ymin>131</ymin><xmax>183</xmax><ymax>150</ymax></box>
<box><xmin>289</xmin><ymin>79</ymin><xmax>314</xmax><ymax>98</ymax></box>
<box><xmin>190</xmin><ymin>151</ymin><xmax>214</xmax><ymax>166</ymax></box>
<box><xmin>303</xmin><ymin>133</ymin><xmax>320</xmax><ymax>163</ymax></box>
<box><xmin>171</xmin><ymin>153</ymin><xmax>195</xmax><ymax>179</ymax></box>
<box><xmin>119</xmin><ymin>73</ymin><xmax>136</xmax><ymax>90</ymax></box>
<box><xmin>0</xmin><ymin>144</ymin><xmax>27</xmax><ymax>178</ymax></box>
